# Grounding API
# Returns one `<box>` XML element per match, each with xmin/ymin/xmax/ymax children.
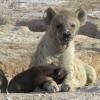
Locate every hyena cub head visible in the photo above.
<box><xmin>44</xmin><ymin>8</ymin><xmax>87</xmax><ymax>46</ymax></box>
<box><xmin>53</xmin><ymin>67</ymin><xmax>67</xmax><ymax>84</ymax></box>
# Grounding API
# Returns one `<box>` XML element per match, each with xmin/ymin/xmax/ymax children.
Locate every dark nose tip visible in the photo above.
<box><xmin>63</xmin><ymin>32</ymin><xmax>71</xmax><ymax>40</ymax></box>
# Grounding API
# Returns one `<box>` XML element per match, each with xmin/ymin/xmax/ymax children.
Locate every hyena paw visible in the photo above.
<box><xmin>61</xmin><ymin>83</ymin><xmax>70</xmax><ymax>92</ymax></box>
<box><xmin>43</xmin><ymin>80</ymin><xmax>60</xmax><ymax>93</ymax></box>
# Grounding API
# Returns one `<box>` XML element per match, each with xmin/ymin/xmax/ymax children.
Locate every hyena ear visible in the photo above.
<box><xmin>75</xmin><ymin>8</ymin><xmax>87</xmax><ymax>26</ymax></box>
<box><xmin>43</xmin><ymin>8</ymin><xmax>56</xmax><ymax>25</ymax></box>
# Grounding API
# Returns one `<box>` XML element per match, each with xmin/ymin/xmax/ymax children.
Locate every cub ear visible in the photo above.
<box><xmin>75</xmin><ymin>8</ymin><xmax>87</xmax><ymax>26</ymax></box>
<box><xmin>54</xmin><ymin>68</ymin><xmax>65</xmax><ymax>78</ymax></box>
<box><xmin>43</xmin><ymin>8</ymin><xmax>56</xmax><ymax>25</ymax></box>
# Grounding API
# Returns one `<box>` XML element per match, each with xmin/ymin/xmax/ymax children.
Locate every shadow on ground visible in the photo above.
<box><xmin>16</xmin><ymin>19</ymin><xmax>47</xmax><ymax>32</ymax></box>
<box><xmin>79</xmin><ymin>21</ymin><xmax>100</xmax><ymax>39</ymax></box>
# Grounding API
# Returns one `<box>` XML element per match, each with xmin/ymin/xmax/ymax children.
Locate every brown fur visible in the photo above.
<box><xmin>8</xmin><ymin>64</ymin><xmax>66</xmax><ymax>93</ymax></box>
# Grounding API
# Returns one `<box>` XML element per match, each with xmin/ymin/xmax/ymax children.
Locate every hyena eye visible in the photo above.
<box><xmin>56</xmin><ymin>24</ymin><xmax>63</xmax><ymax>29</ymax></box>
<box><xmin>71</xmin><ymin>24</ymin><xmax>75</xmax><ymax>28</ymax></box>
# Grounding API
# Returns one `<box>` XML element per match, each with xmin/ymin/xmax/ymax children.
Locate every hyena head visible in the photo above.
<box><xmin>44</xmin><ymin>8</ymin><xmax>87</xmax><ymax>46</ymax></box>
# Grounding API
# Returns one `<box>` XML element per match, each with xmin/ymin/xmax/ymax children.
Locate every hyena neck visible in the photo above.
<box><xmin>45</xmin><ymin>28</ymin><xmax>75</xmax><ymax>67</ymax></box>
<box><xmin>60</xmin><ymin>40</ymin><xmax>75</xmax><ymax>67</ymax></box>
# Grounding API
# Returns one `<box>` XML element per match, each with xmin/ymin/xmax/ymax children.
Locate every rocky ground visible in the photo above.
<box><xmin>0</xmin><ymin>0</ymin><xmax>100</xmax><ymax>99</ymax></box>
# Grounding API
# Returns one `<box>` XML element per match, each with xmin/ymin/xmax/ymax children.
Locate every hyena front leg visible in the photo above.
<box><xmin>61</xmin><ymin>64</ymin><xmax>87</xmax><ymax>92</ymax></box>
<box><xmin>60</xmin><ymin>66</ymin><xmax>75</xmax><ymax>91</ymax></box>
<box><xmin>61</xmin><ymin>71</ymin><xmax>77</xmax><ymax>92</ymax></box>
<box><xmin>61</xmin><ymin>78</ymin><xmax>83</xmax><ymax>92</ymax></box>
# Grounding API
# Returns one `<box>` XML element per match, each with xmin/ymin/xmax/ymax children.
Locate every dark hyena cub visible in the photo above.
<box><xmin>8</xmin><ymin>64</ymin><xmax>66</xmax><ymax>93</ymax></box>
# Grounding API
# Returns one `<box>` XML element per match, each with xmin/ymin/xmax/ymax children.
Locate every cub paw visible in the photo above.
<box><xmin>43</xmin><ymin>80</ymin><xmax>60</xmax><ymax>93</ymax></box>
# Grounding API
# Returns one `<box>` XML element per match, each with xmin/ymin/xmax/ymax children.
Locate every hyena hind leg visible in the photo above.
<box><xmin>84</xmin><ymin>63</ymin><xmax>97</xmax><ymax>86</ymax></box>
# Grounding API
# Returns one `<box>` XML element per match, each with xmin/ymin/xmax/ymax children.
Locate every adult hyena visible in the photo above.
<box><xmin>31</xmin><ymin>8</ymin><xmax>97</xmax><ymax>92</ymax></box>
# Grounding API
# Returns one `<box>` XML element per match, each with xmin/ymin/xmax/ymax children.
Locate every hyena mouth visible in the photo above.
<box><xmin>56</xmin><ymin>32</ymin><xmax>72</xmax><ymax>45</ymax></box>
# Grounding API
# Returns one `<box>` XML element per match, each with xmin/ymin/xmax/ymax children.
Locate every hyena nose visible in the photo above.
<box><xmin>63</xmin><ymin>32</ymin><xmax>71</xmax><ymax>40</ymax></box>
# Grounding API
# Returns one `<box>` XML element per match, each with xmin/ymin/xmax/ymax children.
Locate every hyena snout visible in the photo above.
<box><xmin>62</xmin><ymin>31</ymin><xmax>71</xmax><ymax>42</ymax></box>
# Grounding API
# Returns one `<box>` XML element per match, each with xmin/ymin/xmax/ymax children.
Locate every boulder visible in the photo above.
<box><xmin>0</xmin><ymin>25</ymin><xmax>44</xmax><ymax>77</ymax></box>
